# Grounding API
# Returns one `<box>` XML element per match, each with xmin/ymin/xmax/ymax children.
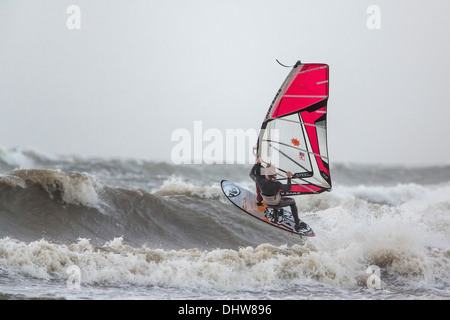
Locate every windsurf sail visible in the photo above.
<box><xmin>257</xmin><ymin>61</ymin><xmax>331</xmax><ymax>195</ymax></box>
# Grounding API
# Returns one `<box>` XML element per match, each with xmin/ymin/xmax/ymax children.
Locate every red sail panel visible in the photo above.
<box><xmin>273</xmin><ymin>97</ymin><xmax>324</xmax><ymax>118</ymax></box>
<box><xmin>271</xmin><ymin>64</ymin><xmax>329</xmax><ymax>118</ymax></box>
<box><xmin>300</xmin><ymin>106</ymin><xmax>330</xmax><ymax>177</ymax></box>
<box><xmin>258</xmin><ymin>61</ymin><xmax>332</xmax><ymax>196</ymax></box>
<box><xmin>288</xmin><ymin>184</ymin><xmax>325</xmax><ymax>195</ymax></box>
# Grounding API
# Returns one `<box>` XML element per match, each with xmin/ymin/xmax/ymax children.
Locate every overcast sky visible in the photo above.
<box><xmin>1</xmin><ymin>0</ymin><xmax>449</xmax><ymax>165</ymax></box>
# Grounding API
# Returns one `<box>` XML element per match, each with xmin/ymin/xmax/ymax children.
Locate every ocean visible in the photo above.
<box><xmin>0</xmin><ymin>147</ymin><xmax>449</xmax><ymax>300</ymax></box>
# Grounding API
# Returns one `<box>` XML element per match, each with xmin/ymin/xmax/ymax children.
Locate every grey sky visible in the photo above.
<box><xmin>1</xmin><ymin>0</ymin><xmax>449</xmax><ymax>165</ymax></box>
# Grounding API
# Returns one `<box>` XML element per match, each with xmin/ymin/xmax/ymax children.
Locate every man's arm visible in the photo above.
<box><xmin>279</xmin><ymin>171</ymin><xmax>293</xmax><ymax>193</ymax></box>
<box><xmin>249</xmin><ymin>162</ymin><xmax>262</xmax><ymax>183</ymax></box>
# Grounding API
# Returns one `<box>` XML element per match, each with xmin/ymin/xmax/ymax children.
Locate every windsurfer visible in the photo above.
<box><xmin>249</xmin><ymin>157</ymin><xmax>305</xmax><ymax>232</ymax></box>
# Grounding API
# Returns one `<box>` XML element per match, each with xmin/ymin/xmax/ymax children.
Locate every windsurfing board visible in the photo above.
<box><xmin>221</xmin><ymin>180</ymin><xmax>315</xmax><ymax>237</ymax></box>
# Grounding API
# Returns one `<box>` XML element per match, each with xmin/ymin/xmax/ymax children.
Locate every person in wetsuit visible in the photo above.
<box><xmin>249</xmin><ymin>157</ymin><xmax>303</xmax><ymax>232</ymax></box>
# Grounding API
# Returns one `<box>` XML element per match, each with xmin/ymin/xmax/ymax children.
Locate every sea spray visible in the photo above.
<box><xmin>0</xmin><ymin>149</ymin><xmax>449</xmax><ymax>299</ymax></box>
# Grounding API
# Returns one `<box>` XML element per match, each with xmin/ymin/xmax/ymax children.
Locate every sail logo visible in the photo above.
<box><xmin>299</xmin><ymin>152</ymin><xmax>305</xmax><ymax>161</ymax></box>
<box><xmin>291</xmin><ymin>138</ymin><xmax>300</xmax><ymax>147</ymax></box>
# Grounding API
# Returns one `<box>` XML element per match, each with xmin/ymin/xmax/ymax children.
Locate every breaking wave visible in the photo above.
<box><xmin>0</xmin><ymin>148</ymin><xmax>449</xmax><ymax>299</ymax></box>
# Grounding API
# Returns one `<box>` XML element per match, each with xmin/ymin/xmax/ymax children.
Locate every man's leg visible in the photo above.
<box><xmin>279</xmin><ymin>197</ymin><xmax>300</xmax><ymax>225</ymax></box>
<box><xmin>255</xmin><ymin>184</ymin><xmax>263</xmax><ymax>205</ymax></box>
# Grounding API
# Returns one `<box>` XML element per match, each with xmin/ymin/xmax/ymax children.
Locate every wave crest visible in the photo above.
<box><xmin>153</xmin><ymin>176</ymin><xmax>223</xmax><ymax>199</ymax></box>
<box><xmin>0</xmin><ymin>169</ymin><xmax>102</xmax><ymax>208</ymax></box>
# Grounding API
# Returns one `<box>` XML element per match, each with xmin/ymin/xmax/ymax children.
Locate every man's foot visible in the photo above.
<box><xmin>295</xmin><ymin>222</ymin><xmax>308</xmax><ymax>232</ymax></box>
<box><xmin>256</xmin><ymin>202</ymin><xmax>264</xmax><ymax>207</ymax></box>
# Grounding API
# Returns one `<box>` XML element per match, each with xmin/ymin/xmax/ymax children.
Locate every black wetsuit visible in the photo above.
<box><xmin>249</xmin><ymin>163</ymin><xmax>300</xmax><ymax>225</ymax></box>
